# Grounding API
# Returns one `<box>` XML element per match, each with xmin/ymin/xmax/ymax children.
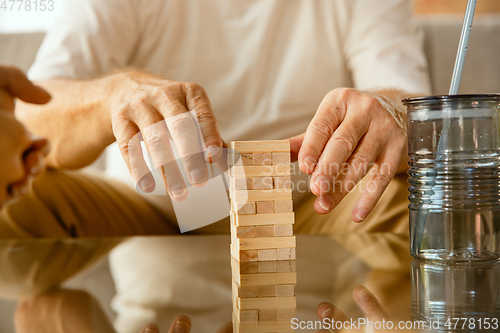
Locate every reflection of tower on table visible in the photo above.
<box><xmin>228</xmin><ymin>140</ymin><xmax>297</xmax><ymax>333</ymax></box>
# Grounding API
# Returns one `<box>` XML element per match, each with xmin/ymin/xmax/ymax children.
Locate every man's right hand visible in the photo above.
<box><xmin>107</xmin><ymin>70</ymin><xmax>223</xmax><ymax>200</ymax></box>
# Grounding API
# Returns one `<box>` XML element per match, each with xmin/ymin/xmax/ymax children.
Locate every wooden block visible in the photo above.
<box><xmin>233</xmin><ymin>316</ymin><xmax>295</xmax><ymax>332</ymax></box>
<box><xmin>230</xmin><ymin>177</ymin><xmax>254</xmax><ymax>190</ymax></box>
<box><xmin>240</xmin><ymin>262</ymin><xmax>259</xmax><ymax>274</ymax></box>
<box><xmin>253</xmin><ymin>153</ymin><xmax>272</xmax><ymax>166</ymax></box>
<box><xmin>237</xmin><ymin>226</ymin><xmax>257</xmax><ymax>238</ymax></box>
<box><xmin>228</xmin><ymin>153</ymin><xmax>254</xmax><ymax>166</ymax></box>
<box><xmin>257</xmin><ymin>285</ymin><xmax>277</xmax><ymax>297</ymax></box>
<box><xmin>240</xmin><ymin>310</ymin><xmax>259</xmax><ymax>322</ymax></box>
<box><xmin>231</xmin><ymin>188</ymin><xmax>292</xmax><ymax>202</ymax></box>
<box><xmin>229</xmin><ymin>165</ymin><xmax>291</xmax><ymax>178</ymax></box>
<box><xmin>277</xmin><ymin>308</ymin><xmax>296</xmax><ymax>321</ymax></box>
<box><xmin>274</xmin><ymin>225</ymin><xmax>293</xmax><ymax>237</ymax></box>
<box><xmin>235</xmin><ymin>236</ymin><xmax>296</xmax><ymax>251</ymax></box>
<box><xmin>258</xmin><ymin>261</ymin><xmax>276</xmax><ymax>273</ymax></box>
<box><xmin>232</xmin><ymin>245</ymin><xmax>259</xmax><ymax>262</ymax></box>
<box><xmin>256</xmin><ymin>201</ymin><xmax>274</xmax><ymax>214</ymax></box>
<box><xmin>256</xmin><ymin>226</ymin><xmax>274</xmax><ymax>238</ymax></box>
<box><xmin>276</xmin><ymin>260</ymin><xmax>296</xmax><ymax>273</ymax></box>
<box><xmin>230</xmin><ymin>140</ymin><xmax>290</xmax><ymax>153</ymax></box>
<box><xmin>234</xmin><ymin>212</ymin><xmax>295</xmax><ymax>226</ymax></box>
<box><xmin>272</xmin><ymin>152</ymin><xmax>291</xmax><ymax>165</ymax></box>
<box><xmin>237</xmin><ymin>296</ymin><xmax>296</xmax><ymax>310</ymax></box>
<box><xmin>237</xmin><ymin>272</ymin><xmax>297</xmax><ymax>287</ymax></box>
<box><xmin>238</xmin><ymin>286</ymin><xmax>258</xmax><ymax>298</ymax></box>
<box><xmin>276</xmin><ymin>285</ymin><xmax>295</xmax><ymax>297</ymax></box>
<box><xmin>273</xmin><ymin>176</ymin><xmax>292</xmax><ymax>189</ymax></box>
<box><xmin>253</xmin><ymin>177</ymin><xmax>273</xmax><ymax>190</ymax></box>
<box><xmin>258</xmin><ymin>249</ymin><xmax>276</xmax><ymax>261</ymax></box>
<box><xmin>258</xmin><ymin>309</ymin><xmax>277</xmax><ymax>321</ymax></box>
<box><xmin>232</xmin><ymin>201</ymin><xmax>256</xmax><ymax>215</ymax></box>
<box><xmin>274</xmin><ymin>200</ymin><xmax>293</xmax><ymax>212</ymax></box>
<box><xmin>277</xmin><ymin>248</ymin><xmax>296</xmax><ymax>260</ymax></box>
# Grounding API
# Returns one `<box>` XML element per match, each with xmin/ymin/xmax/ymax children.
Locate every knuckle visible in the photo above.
<box><xmin>371</xmin><ymin>171</ymin><xmax>393</xmax><ymax>187</ymax></box>
<box><xmin>309</xmin><ymin>121</ymin><xmax>334</xmax><ymax>140</ymax></box>
<box><xmin>331</xmin><ymin>134</ymin><xmax>356</xmax><ymax>154</ymax></box>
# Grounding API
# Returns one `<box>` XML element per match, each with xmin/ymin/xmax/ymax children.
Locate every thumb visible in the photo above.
<box><xmin>287</xmin><ymin>132</ymin><xmax>305</xmax><ymax>163</ymax></box>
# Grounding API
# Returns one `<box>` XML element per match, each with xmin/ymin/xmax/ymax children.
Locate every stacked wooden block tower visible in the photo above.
<box><xmin>228</xmin><ymin>140</ymin><xmax>297</xmax><ymax>333</ymax></box>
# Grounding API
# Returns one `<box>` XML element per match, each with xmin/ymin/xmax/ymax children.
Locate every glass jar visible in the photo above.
<box><xmin>403</xmin><ymin>94</ymin><xmax>500</xmax><ymax>261</ymax></box>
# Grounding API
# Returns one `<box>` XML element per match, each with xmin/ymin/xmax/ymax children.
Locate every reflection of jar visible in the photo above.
<box><xmin>403</xmin><ymin>95</ymin><xmax>500</xmax><ymax>261</ymax></box>
<box><xmin>411</xmin><ymin>259</ymin><xmax>500</xmax><ymax>332</ymax></box>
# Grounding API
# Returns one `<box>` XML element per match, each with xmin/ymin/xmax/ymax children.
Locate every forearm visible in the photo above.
<box><xmin>15</xmin><ymin>74</ymin><xmax>119</xmax><ymax>169</ymax></box>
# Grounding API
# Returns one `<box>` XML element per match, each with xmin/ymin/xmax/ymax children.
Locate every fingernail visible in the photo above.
<box><xmin>190</xmin><ymin>168</ymin><xmax>208</xmax><ymax>184</ymax></box>
<box><xmin>170</xmin><ymin>183</ymin><xmax>187</xmax><ymax>198</ymax></box>
<box><xmin>139</xmin><ymin>177</ymin><xmax>154</xmax><ymax>191</ymax></box>
<box><xmin>314</xmin><ymin>175</ymin><xmax>330</xmax><ymax>193</ymax></box>
<box><xmin>175</xmin><ymin>320</ymin><xmax>191</xmax><ymax>333</ymax></box>
<box><xmin>356</xmin><ymin>287</ymin><xmax>370</xmax><ymax>301</ymax></box>
<box><xmin>303</xmin><ymin>156</ymin><xmax>317</xmax><ymax>172</ymax></box>
<box><xmin>20</xmin><ymin>185</ymin><xmax>29</xmax><ymax>195</ymax></box>
<box><xmin>321</xmin><ymin>306</ymin><xmax>332</xmax><ymax>319</ymax></box>
<box><xmin>356</xmin><ymin>209</ymin><xmax>368</xmax><ymax>221</ymax></box>
<box><xmin>205</xmin><ymin>146</ymin><xmax>219</xmax><ymax>158</ymax></box>
<box><xmin>318</xmin><ymin>195</ymin><xmax>334</xmax><ymax>212</ymax></box>
<box><xmin>145</xmin><ymin>329</ymin><xmax>156</xmax><ymax>333</ymax></box>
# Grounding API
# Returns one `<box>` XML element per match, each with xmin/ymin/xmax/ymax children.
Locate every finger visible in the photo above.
<box><xmin>166</xmin><ymin>112</ymin><xmax>209</xmax><ymax>187</ymax></box>
<box><xmin>310</xmin><ymin>116</ymin><xmax>370</xmax><ymax>198</ymax></box>
<box><xmin>289</xmin><ymin>133</ymin><xmax>305</xmax><ymax>163</ymax></box>
<box><xmin>0</xmin><ymin>89</ymin><xmax>15</xmax><ymax>111</ymax></box>
<box><xmin>353</xmin><ymin>286</ymin><xmax>389</xmax><ymax>324</ymax></box>
<box><xmin>23</xmin><ymin>150</ymin><xmax>46</xmax><ymax>177</ymax></box>
<box><xmin>0</xmin><ymin>66</ymin><xmax>51</xmax><ymax>104</ymax></box>
<box><xmin>137</xmin><ymin>116</ymin><xmax>187</xmax><ymax>200</ymax></box>
<box><xmin>316</xmin><ymin>302</ymin><xmax>359</xmax><ymax>333</ymax></box>
<box><xmin>141</xmin><ymin>323</ymin><xmax>160</xmax><ymax>333</ymax></box>
<box><xmin>113</xmin><ymin>117</ymin><xmax>156</xmax><ymax>193</ymax></box>
<box><xmin>215</xmin><ymin>322</ymin><xmax>233</xmax><ymax>333</ymax></box>
<box><xmin>167</xmin><ymin>315</ymin><xmax>191</xmax><ymax>333</ymax></box>
<box><xmin>316</xmin><ymin>134</ymin><xmax>384</xmax><ymax>214</ymax></box>
<box><xmin>351</xmin><ymin>150</ymin><xmax>399</xmax><ymax>222</ymax></box>
<box><xmin>27</xmin><ymin>137</ymin><xmax>50</xmax><ymax>156</ymax></box>
<box><xmin>183</xmin><ymin>82</ymin><xmax>223</xmax><ymax>162</ymax></box>
<box><xmin>298</xmin><ymin>89</ymin><xmax>353</xmax><ymax>175</ymax></box>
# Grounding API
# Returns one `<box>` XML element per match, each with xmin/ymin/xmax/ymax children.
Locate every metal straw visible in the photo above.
<box><xmin>414</xmin><ymin>0</ymin><xmax>477</xmax><ymax>256</ymax></box>
<box><xmin>449</xmin><ymin>0</ymin><xmax>477</xmax><ymax>95</ymax></box>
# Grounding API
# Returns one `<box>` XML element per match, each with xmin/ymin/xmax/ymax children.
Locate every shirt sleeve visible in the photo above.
<box><xmin>343</xmin><ymin>0</ymin><xmax>432</xmax><ymax>95</ymax></box>
<box><xmin>28</xmin><ymin>0</ymin><xmax>140</xmax><ymax>80</ymax></box>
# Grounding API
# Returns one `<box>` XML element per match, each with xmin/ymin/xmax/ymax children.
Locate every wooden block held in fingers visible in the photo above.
<box><xmin>237</xmin><ymin>296</ymin><xmax>296</xmax><ymax>310</ymax></box>
<box><xmin>256</xmin><ymin>225</ymin><xmax>274</xmax><ymax>238</ymax></box>
<box><xmin>231</xmin><ymin>188</ymin><xmax>292</xmax><ymax>202</ymax></box>
<box><xmin>239</xmin><ymin>310</ymin><xmax>258</xmax><ymax>322</ymax></box>
<box><xmin>273</xmin><ymin>176</ymin><xmax>292</xmax><ymax>189</ymax></box>
<box><xmin>232</xmin><ymin>201</ymin><xmax>256</xmax><ymax>215</ymax></box>
<box><xmin>253</xmin><ymin>177</ymin><xmax>273</xmax><ymax>190</ymax></box>
<box><xmin>277</xmin><ymin>248</ymin><xmax>296</xmax><ymax>260</ymax></box>
<box><xmin>229</xmin><ymin>164</ymin><xmax>291</xmax><ymax>178</ymax></box>
<box><xmin>237</xmin><ymin>226</ymin><xmax>257</xmax><ymax>238</ymax></box>
<box><xmin>230</xmin><ymin>177</ymin><xmax>254</xmax><ymax>190</ymax></box>
<box><xmin>274</xmin><ymin>224</ymin><xmax>293</xmax><ymax>237</ymax></box>
<box><xmin>230</xmin><ymin>140</ymin><xmax>290</xmax><ymax>153</ymax></box>
<box><xmin>256</xmin><ymin>201</ymin><xmax>274</xmax><ymax>214</ymax></box>
<box><xmin>258</xmin><ymin>309</ymin><xmax>277</xmax><ymax>322</ymax></box>
<box><xmin>253</xmin><ymin>153</ymin><xmax>272</xmax><ymax>166</ymax></box>
<box><xmin>276</xmin><ymin>260</ymin><xmax>296</xmax><ymax>273</ymax></box>
<box><xmin>276</xmin><ymin>285</ymin><xmax>295</xmax><ymax>297</ymax></box>
<box><xmin>274</xmin><ymin>200</ymin><xmax>293</xmax><ymax>213</ymax></box>
<box><xmin>234</xmin><ymin>212</ymin><xmax>295</xmax><ymax>226</ymax></box>
<box><xmin>257</xmin><ymin>285</ymin><xmax>277</xmax><ymax>297</ymax></box>
<box><xmin>235</xmin><ymin>236</ymin><xmax>296</xmax><ymax>251</ymax></box>
<box><xmin>258</xmin><ymin>249</ymin><xmax>276</xmax><ymax>261</ymax></box>
<box><xmin>277</xmin><ymin>308</ymin><xmax>296</xmax><ymax>321</ymax></box>
<box><xmin>272</xmin><ymin>152</ymin><xmax>291</xmax><ymax>165</ymax></box>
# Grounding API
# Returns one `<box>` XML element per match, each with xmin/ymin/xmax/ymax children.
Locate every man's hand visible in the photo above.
<box><xmin>140</xmin><ymin>315</ymin><xmax>232</xmax><ymax>333</ymax></box>
<box><xmin>290</xmin><ymin>88</ymin><xmax>409</xmax><ymax>221</ymax></box>
<box><xmin>107</xmin><ymin>70</ymin><xmax>223</xmax><ymax>200</ymax></box>
<box><xmin>0</xmin><ymin>66</ymin><xmax>51</xmax><ymax>208</ymax></box>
